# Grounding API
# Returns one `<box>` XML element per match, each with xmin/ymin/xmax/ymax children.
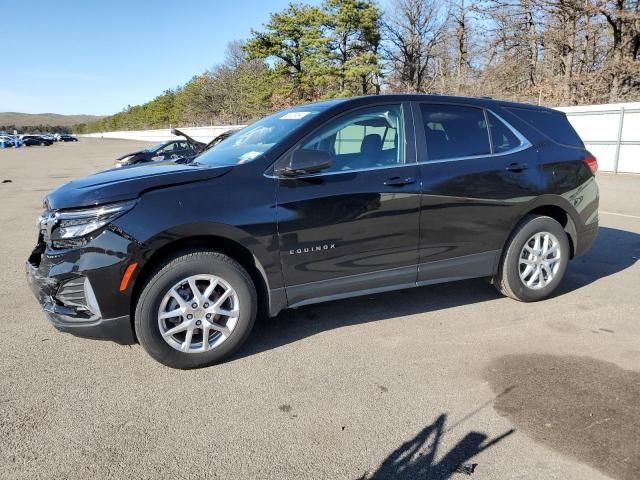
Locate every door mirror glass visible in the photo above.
<box><xmin>283</xmin><ymin>149</ymin><xmax>333</xmax><ymax>176</ymax></box>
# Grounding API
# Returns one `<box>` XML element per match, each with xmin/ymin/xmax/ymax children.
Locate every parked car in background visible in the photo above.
<box><xmin>27</xmin><ymin>94</ymin><xmax>599</xmax><ymax>369</ymax></box>
<box><xmin>22</xmin><ymin>135</ymin><xmax>53</xmax><ymax>146</ymax></box>
<box><xmin>58</xmin><ymin>134</ymin><xmax>78</xmax><ymax>142</ymax></box>
<box><xmin>171</xmin><ymin>128</ymin><xmax>241</xmax><ymax>155</ymax></box>
<box><xmin>114</xmin><ymin>139</ymin><xmax>197</xmax><ymax>167</ymax></box>
<box><xmin>0</xmin><ymin>135</ymin><xmax>23</xmax><ymax>148</ymax></box>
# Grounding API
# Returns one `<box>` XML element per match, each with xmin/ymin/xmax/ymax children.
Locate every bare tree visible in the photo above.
<box><xmin>451</xmin><ymin>0</ymin><xmax>471</xmax><ymax>93</ymax></box>
<box><xmin>383</xmin><ymin>0</ymin><xmax>446</xmax><ymax>92</ymax></box>
<box><xmin>594</xmin><ymin>0</ymin><xmax>640</xmax><ymax>100</ymax></box>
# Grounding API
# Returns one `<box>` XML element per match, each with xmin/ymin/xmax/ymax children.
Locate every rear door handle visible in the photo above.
<box><xmin>505</xmin><ymin>162</ymin><xmax>528</xmax><ymax>172</ymax></box>
<box><xmin>384</xmin><ymin>176</ymin><xmax>415</xmax><ymax>187</ymax></box>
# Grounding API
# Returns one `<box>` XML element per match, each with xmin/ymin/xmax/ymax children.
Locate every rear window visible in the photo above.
<box><xmin>506</xmin><ymin>108</ymin><xmax>583</xmax><ymax>148</ymax></box>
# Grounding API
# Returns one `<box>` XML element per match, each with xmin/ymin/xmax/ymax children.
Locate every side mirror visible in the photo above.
<box><xmin>283</xmin><ymin>149</ymin><xmax>333</xmax><ymax>176</ymax></box>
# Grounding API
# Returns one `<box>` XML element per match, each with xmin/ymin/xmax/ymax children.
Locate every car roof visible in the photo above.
<box><xmin>306</xmin><ymin>93</ymin><xmax>557</xmax><ymax>114</ymax></box>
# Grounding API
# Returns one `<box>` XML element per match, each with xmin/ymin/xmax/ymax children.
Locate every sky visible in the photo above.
<box><xmin>0</xmin><ymin>0</ymin><xmax>323</xmax><ymax>116</ymax></box>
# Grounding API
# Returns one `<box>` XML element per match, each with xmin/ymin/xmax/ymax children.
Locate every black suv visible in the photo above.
<box><xmin>22</xmin><ymin>135</ymin><xmax>53</xmax><ymax>146</ymax></box>
<box><xmin>26</xmin><ymin>95</ymin><xmax>599</xmax><ymax>369</ymax></box>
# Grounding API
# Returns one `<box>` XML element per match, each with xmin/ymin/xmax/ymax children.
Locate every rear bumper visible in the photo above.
<box><xmin>575</xmin><ymin>223</ymin><xmax>598</xmax><ymax>257</ymax></box>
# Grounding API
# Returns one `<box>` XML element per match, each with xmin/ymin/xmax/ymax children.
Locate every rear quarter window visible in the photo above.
<box><xmin>505</xmin><ymin>107</ymin><xmax>583</xmax><ymax>148</ymax></box>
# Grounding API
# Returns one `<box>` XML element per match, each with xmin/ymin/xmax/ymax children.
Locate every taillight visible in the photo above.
<box><xmin>584</xmin><ymin>152</ymin><xmax>598</xmax><ymax>175</ymax></box>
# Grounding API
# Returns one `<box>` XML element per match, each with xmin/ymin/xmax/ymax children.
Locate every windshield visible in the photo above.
<box><xmin>195</xmin><ymin>107</ymin><xmax>323</xmax><ymax>167</ymax></box>
<box><xmin>145</xmin><ymin>142</ymin><xmax>166</xmax><ymax>153</ymax></box>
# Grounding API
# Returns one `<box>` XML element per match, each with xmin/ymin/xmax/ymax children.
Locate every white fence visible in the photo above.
<box><xmin>82</xmin><ymin>125</ymin><xmax>246</xmax><ymax>144</ymax></box>
<box><xmin>555</xmin><ymin>102</ymin><xmax>640</xmax><ymax>174</ymax></box>
<box><xmin>82</xmin><ymin>101</ymin><xmax>640</xmax><ymax>174</ymax></box>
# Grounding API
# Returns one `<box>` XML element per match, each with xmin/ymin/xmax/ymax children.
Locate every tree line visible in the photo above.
<box><xmin>76</xmin><ymin>0</ymin><xmax>639</xmax><ymax>133</ymax></box>
<box><xmin>1</xmin><ymin>125</ymin><xmax>73</xmax><ymax>135</ymax></box>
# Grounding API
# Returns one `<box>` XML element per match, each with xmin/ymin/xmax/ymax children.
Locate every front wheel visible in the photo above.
<box><xmin>495</xmin><ymin>215</ymin><xmax>569</xmax><ymax>302</ymax></box>
<box><xmin>135</xmin><ymin>250</ymin><xmax>257</xmax><ymax>369</ymax></box>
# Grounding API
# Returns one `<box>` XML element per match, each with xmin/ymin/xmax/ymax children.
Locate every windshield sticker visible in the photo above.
<box><xmin>280</xmin><ymin>111</ymin><xmax>311</xmax><ymax>120</ymax></box>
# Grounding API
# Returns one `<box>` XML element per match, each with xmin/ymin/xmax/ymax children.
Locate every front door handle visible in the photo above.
<box><xmin>505</xmin><ymin>162</ymin><xmax>528</xmax><ymax>172</ymax></box>
<box><xmin>384</xmin><ymin>176</ymin><xmax>415</xmax><ymax>187</ymax></box>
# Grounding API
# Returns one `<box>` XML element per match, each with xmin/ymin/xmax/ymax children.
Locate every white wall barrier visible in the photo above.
<box><xmin>82</xmin><ymin>101</ymin><xmax>640</xmax><ymax>173</ymax></box>
<box><xmin>82</xmin><ymin>125</ymin><xmax>246</xmax><ymax>144</ymax></box>
<box><xmin>556</xmin><ymin>102</ymin><xmax>640</xmax><ymax>174</ymax></box>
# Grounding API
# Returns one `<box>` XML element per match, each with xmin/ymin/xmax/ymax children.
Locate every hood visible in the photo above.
<box><xmin>171</xmin><ymin>128</ymin><xmax>206</xmax><ymax>153</ymax></box>
<box><xmin>47</xmin><ymin>160</ymin><xmax>232</xmax><ymax>210</ymax></box>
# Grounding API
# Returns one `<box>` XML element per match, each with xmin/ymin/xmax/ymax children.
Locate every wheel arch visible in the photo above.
<box><xmin>509</xmin><ymin>200</ymin><xmax>578</xmax><ymax>259</ymax></box>
<box><xmin>129</xmin><ymin>234</ymin><xmax>278</xmax><ymax>340</ymax></box>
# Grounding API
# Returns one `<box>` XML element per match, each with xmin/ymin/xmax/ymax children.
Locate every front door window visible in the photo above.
<box><xmin>300</xmin><ymin>105</ymin><xmax>405</xmax><ymax>172</ymax></box>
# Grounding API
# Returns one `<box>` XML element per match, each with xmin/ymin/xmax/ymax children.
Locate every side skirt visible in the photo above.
<box><xmin>280</xmin><ymin>250</ymin><xmax>500</xmax><ymax>312</ymax></box>
<box><xmin>417</xmin><ymin>250</ymin><xmax>501</xmax><ymax>286</ymax></box>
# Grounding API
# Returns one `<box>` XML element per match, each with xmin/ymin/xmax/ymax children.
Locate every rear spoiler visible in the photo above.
<box><xmin>171</xmin><ymin>128</ymin><xmax>206</xmax><ymax>153</ymax></box>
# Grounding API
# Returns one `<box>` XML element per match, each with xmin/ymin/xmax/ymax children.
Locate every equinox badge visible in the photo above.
<box><xmin>289</xmin><ymin>244</ymin><xmax>336</xmax><ymax>255</ymax></box>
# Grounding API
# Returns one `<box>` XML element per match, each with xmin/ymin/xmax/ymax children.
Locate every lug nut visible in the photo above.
<box><xmin>191</xmin><ymin>303</ymin><xmax>197</xmax><ymax>308</ymax></box>
<box><xmin>206</xmin><ymin>314</ymin><xmax>211</xmax><ymax>319</ymax></box>
<box><xmin>203</xmin><ymin>303</ymin><xmax>209</xmax><ymax>308</ymax></box>
<box><xmin>187</xmin><ymin>314</ymin><xmax>193</xmax><ymax>319</ymax></box>
<box><xmin>196</xmin><ymin>320</ymin><xmax>202</xmax><ymax>326</ymax></box>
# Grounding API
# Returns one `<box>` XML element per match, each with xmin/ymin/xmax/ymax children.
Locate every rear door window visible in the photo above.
<box><xmin>419</xmin><ymin>104</ymin><xmax>491</xmax><ymax>160</ymax></box>
<box><xmin>505</xmin><ymin>108</ymin><xmax>583</xmax><ymax>148</ymax></box>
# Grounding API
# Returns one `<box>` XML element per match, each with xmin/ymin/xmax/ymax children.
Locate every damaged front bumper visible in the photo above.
<box><xmin>25</xmin><ymin>234</ymin><xmax>136</xmax><ymax>345</ymax></box>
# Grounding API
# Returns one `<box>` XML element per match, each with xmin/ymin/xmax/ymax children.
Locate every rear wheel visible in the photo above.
<box><xmin>495</xmin><ymin>215</ymin><xmax>569</xmax><ymax>302</ymax></box>
<box><xmin>135</xmin><ymin>250</ymin><xmax>257</xmax><ymax>369</ymax></box>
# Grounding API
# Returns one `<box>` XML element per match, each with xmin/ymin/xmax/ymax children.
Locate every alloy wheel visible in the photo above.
<box><xmin>518</xmin><ymin>231</ymin><xmax>561</xmax><ymax>289</ymax></box>
<box><xmin>157</xmin><ymin>274</ymin><xmax>239</xmax><ymax>353</ymax></box>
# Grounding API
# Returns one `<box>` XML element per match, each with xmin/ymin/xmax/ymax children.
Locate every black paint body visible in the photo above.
<box><xmin>26</xmin><ymin>95</ymin><xmax>599</xmax><ymax>344</ymax></box>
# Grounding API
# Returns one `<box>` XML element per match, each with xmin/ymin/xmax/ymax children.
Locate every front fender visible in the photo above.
<box><xmin>111</xmin><ymin>173</ymin><xmax>282</xmax><ymax>302</ymax></box>
<box><xmin>138</xmin><ymin>221</ymin><xmax>278</xmax><ymax>287</ymax></box>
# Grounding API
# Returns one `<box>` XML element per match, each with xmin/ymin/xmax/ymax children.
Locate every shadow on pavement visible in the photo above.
<box><xmin>237</xmin><ymin>277</ymin><xmax>498</xmax><ymax>359</ymax></box>
<box><xmin>235</xmin><ymin>226</ymin><xmax>638</xmax><ymax>360</ymax></box>
<box><xmin>559</xmin><ymin>226</ymin><xmax>639</xmax><ymax>293</ymax></box>
<box><xmin>358</xmin><ymin>388</ymin><xmax>516</xmax><ymax>479</ymax></box>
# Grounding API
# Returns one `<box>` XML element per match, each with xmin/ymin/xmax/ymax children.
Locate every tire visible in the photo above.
<box><xmin>135</xmin><ymin>250</ymin><xmax>257</xmax><ymax>369</ymax></box>
<box><xmin>495</xmin><ymin>215</ymin><xmax>569</xmax><ymax>302</ymax></box>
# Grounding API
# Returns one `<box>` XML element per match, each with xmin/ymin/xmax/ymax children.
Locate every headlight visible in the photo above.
<box><xmin>49</xmin><ymin>200</ymin><xmax>136</xmax><ymax>242</ymax></box>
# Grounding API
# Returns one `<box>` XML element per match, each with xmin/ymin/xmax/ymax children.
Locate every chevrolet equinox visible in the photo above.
<box><xmin>26</xmin><ymin>95</ymin><xmax>599</xmax><ymax>369</ymax></box>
